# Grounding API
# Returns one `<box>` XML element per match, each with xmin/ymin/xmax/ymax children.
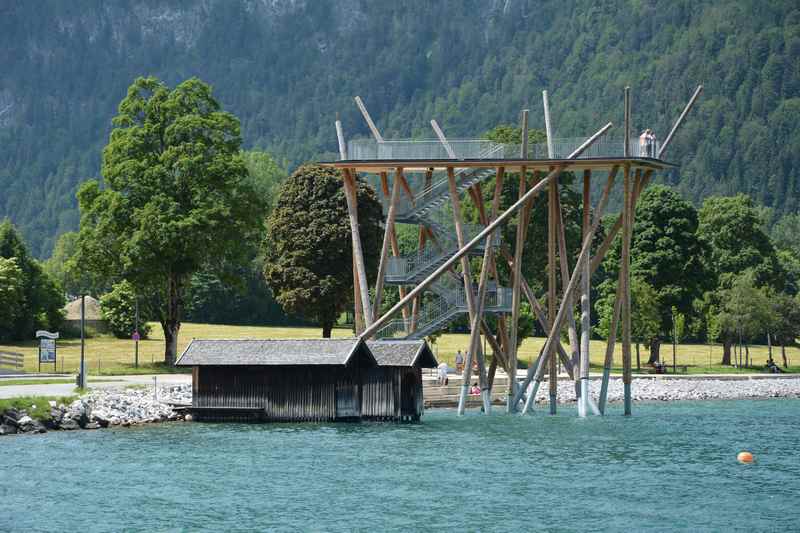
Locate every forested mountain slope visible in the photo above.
<box><xmin>1</xmin><ymin>0</ymin><xmax>798</xmax><ymax>257</ymax></box>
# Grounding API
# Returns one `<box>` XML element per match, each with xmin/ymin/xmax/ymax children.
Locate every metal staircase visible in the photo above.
<box><xmin>375</xmin><ymin>275</ymin><xmax>512</xmax><ymax>340</ymax></box>
<box><xmin>375</xmin><ymin>143</ymin><xmax>511</xmax><ymax>340</ymax></box>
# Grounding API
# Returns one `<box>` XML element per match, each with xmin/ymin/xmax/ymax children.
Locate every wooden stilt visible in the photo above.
<box><xmin>460</xmin><ymin>166</ymin><xmax>505</xmax><ymax>414</ymax></box>
<box><xmin>353</xmin><ymin>260</ymin><xmax>364</xmax><ymax>334</ymax></box>
<box><xmin>579</xmin><ymin>169</ymin><xmax>592</xmax><ymax>417</ymax></box>
<box><xmin>554</xmin><ymin>184</ymin><xmax>581</xmax><ymax>398</ymax></box>
<box><xmin>515</xmin><ymin>172</ymin><xmax>616</xmax><ymax>413</ymax></box>
<box><xmin>547</xmin><ymin>172</ymin><xmax>558</xmax><ymax>414</ymax></box>
<box><xmin>373</xmin><ymin>169</ymin><xmax>402</xmax><ymax>321</ymax></box>
<box><xmin>621</xmin><ymin>164</ymin><xmax>633</xmax><ymax>415</ymax></box>
<box><xmin>447</xmin><ymin>167</ymin><xmax>490</xmax><ymax>414</ymax></box>
<box><xmin>598</xmin><ymin>273</ymin><xmax>623</xmax><ymax>414</ymax></box>
<box><xmin>343</xmin><ymin>169</ymin><xmax>373</xmax><ymax>325</ymax></box>
<box><xmin>507</xmin><ymin>111</ymin><xmax>530</xmax><ymax>412</ymax></box>
<box><xmin>589</xmin><ymin>167</ymin><xmax>645</xmax><ymax>275</ymax></box>
<box><xmin>354</xmin><ymin>96</ymin><xmax>384</xmax><ymax>143</ymax></box>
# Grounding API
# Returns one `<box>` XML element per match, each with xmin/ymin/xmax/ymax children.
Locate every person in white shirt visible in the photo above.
<box><xmin>437</xmin><ymin>362</ymin><xmax>449</xmax><ymax>386</ymax></box>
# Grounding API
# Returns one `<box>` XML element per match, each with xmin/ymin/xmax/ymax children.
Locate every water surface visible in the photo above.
<box><xmin>3</xmin><ymin>400</ymin><xmax>799</xmax><ymax>532</ymax></box>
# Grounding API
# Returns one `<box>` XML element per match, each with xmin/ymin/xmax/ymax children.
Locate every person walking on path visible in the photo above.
<box><xmin>455</xmin><ymin>350</ymin><xmax>464</xmax><ymax>374</ymax></box>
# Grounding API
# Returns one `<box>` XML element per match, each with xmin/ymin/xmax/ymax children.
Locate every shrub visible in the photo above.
<box><xmin>100</xmin><ymin>281</ymin><xmax>151</xmax><ymax>339</ymax></box>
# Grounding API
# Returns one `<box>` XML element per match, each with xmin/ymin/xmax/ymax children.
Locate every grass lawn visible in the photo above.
<box><xmin>0</xmin><ymin>396</ymin><xmax>77</xmax><ymax>421</ymax></box>
<box><xmin>1</xmin><ymin>322</ymin><xmax>796</xmax><ymax>376</ymax></box>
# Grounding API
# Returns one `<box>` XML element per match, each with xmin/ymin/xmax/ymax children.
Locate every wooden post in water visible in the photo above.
<box><xmin>621</xmin><ymin>163</ymin><xmax>633</xmax><ymax>415</ymax></box>
<box><xmin>548</xmin><ymin>170</ymin><xmax>558</xmax><ymax>414</ymax></box>
<box><xmin>578</xmin><ymin>170</ymin><xmax>592</xmax><ymax>416</ymax></box>
<box><xmin>508</xmin><ymin>109</ymin><xmax>529</xmax><ymax>412</ymax></box>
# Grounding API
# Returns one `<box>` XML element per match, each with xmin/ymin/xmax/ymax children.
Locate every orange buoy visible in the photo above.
<box><xmin>737</xmin><ymin>451</ymin><xmax>754</xmax><ymax>464</ymax></box>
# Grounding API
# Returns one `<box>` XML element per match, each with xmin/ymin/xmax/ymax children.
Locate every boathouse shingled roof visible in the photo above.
<box><xmin>367</xmin><ymin>340</ymin><xmax>438</xmax><ymax>368</ymax></box>
<box><xmin>175</xmin><ymin>338</ymin><xmax>376</xmax><ymax>367</ymax></box>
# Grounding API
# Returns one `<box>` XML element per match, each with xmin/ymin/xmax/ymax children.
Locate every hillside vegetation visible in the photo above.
<box><xmin>1</xmin><ymin>0</ymin><xmax>799</xmax><ymax>256</ymax></box>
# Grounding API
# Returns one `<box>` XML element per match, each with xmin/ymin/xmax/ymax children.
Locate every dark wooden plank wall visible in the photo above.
<box><xmin>195</xmin><ymin>365</ymin><xmax>424</xmax><ymax>422</ymax></box>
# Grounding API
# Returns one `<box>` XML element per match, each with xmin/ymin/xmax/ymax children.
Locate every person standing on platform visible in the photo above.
<box><xmin>639</xmin><ymin>129</ymin><xmax>648</xmax><ymax>157</ymax></box>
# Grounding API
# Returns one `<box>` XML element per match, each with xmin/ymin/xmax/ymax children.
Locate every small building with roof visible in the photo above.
<box><xmin>176</xmin><ymin>338</ymin><xmax>437</xmax><ymax>422</ymax></box>
<box><xmin>63</xmin><ymin>295</ymin><xmax>108</xmax><ymax>334</ymax></box>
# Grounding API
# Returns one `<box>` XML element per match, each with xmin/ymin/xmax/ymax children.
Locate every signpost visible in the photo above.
<box><xmin>133</xmin><ymin>298</ymin><xmax>140</xmax><ymax>368</ymax></box>
<box><xmin>36</xmin><ymin>330</ymin><xmax>59</xmax><ymax>373</ymax></box>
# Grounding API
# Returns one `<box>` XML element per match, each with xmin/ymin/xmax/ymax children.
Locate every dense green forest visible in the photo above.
<box><xmin>1</xmin><ymin>0</ymin><xmax>799</xmax><ymax>257</ymax></box>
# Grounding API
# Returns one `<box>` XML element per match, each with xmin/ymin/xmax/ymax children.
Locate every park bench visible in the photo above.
<box><xmin>651</xmin><ymin>362</ymin><xmax>689</xmax><ymax>374</ymax></box>
<box><xmin>0</xmin><ymin>351</ymin><xmax>24</xmax><ymax>373</ymax></box>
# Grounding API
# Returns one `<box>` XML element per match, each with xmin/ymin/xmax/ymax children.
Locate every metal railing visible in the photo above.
<box><xmin>349</xmin><ymin>138</ymin><xmax>500</xmax><ymax>160</ymax></box>
<box><xmin>348</xmin><ymin>137</ymin><xmax>661</xmax><ymax>161</ymax></box>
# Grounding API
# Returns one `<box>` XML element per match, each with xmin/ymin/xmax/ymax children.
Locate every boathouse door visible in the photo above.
<box><xmin>335</xmin><ymin>377</ymin><xmax>359</xmax><ymax>418</ymax></box>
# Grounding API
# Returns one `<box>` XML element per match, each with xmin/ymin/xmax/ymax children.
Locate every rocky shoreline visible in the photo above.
<box><xmin>2</xmin><ymin>378</ymin><xmax>800</xmax><ymax>435</ymax></box>
<box><xmin>0</xmin><ymin>385</ymin><xmax>192</xmax><ymax>436</ymax></box>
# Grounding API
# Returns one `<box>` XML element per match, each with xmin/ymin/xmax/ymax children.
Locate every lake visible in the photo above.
<box><xmin>3</xmin><ymin>400</ymin><xmax>799</xmax><ymax>532</ymax></box>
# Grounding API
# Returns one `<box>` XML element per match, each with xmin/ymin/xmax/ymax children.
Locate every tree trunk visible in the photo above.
<box><xmin>636</xmin><ymin>342</ymin><xmax>641</xmax><ymax>371</ymax></box>
<box><xmin>721</xmin><ymin>340</ymin><xmax>732</xmax><ymax>366</ymax></box>
<box><xmin>745</xmin><ymin>344</ymin><xmax>750</xmax><ymax>368</ymax></box>
<box><xmin>782</xmin><ymin>343</ymin><xmax>788</xmax><ymax>368</ymax></box>
<box><xmin>647</xmin><ymin>338</ymin><xmax>660</xmax><ymax>364</ymax></box>
<box><xmin>322</xmin><ymin>320</ymin><xmax>333</xmax><ymax>338</ymax></box>
<box><xmin>162</xmin><ymin>272</ymin><xmax>182</xmax><ymax>366</ymax></box>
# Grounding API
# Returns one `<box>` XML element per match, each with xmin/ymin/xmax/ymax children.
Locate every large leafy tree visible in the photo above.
<box><xmin>0</xmin><ymin>221</ymin><xmax>64</xmax><ymax>340</ymax></box>
<box><xmin>263</xmin><ymin>164</ymin><xmax>382</xmax><ymax>337</ymax></box>
<box><xmin>0</xmin><ymin>257</ymin><xmax>25</xmax><ymax>340</ymax></box>
<box><xmin>600</xmin><ymin>185</ymin><xmax>708</xmax><ymax>362</ymax></box>
<box><xmin>697</xmin><ymin>194</ymin><xmax>784</xmax><ymax>290</ymax></box>
<box><xmin>75</xmin><ymin>76</ymin><xmax>261</xmax><ymax>364</ymax></box>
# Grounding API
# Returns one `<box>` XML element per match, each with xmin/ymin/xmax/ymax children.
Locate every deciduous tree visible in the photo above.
<box><xmin>75</xmin><ymin>77</ymin><xmax>261</xmax><ymax>364</ymax></box>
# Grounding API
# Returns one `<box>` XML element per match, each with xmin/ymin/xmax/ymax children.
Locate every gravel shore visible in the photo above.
<box><xmin>3</xmin><ymin>378</ymin><xmax>799</xmax><ymax>435</ymax></box>
<box><xmin>533</xmin><ymin>377</ymin><xmax>800</xmax><ymax>404</ymax></box>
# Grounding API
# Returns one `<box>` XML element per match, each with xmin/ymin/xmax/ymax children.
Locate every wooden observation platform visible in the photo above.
<box><xmin>324</xmin><ymin>86</ymin><xmax>703</xmax><ymax>417</ymax></box>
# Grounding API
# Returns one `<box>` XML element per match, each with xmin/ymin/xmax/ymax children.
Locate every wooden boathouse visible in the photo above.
<box><xmin>176</xmin><ymin>338</ymin><xmax>437</xmax><ymax>422</ymax></box>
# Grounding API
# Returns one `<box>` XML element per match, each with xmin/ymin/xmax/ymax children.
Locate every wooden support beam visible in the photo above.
<box><xmin>343</xmin><ymin>169</ymin><xmax>372</xmax><ymax>325</ymax></box>
<box><xmin>411</xmin><ymin>170</ymin><xmax>433</xmax><ymax>333</ymax></box>
<box><xmin>622</xmin><ymin>164</ymin><xmax>633</xmax><ymax>415</ymax></box>
<box><xmin>460</xmin><ymin>167</ymin><xmax>504</xmax><ymax>414</ymax></box>
<box><xmin>373</xmin><ymin>169</ymin><xmax>402</xmax><ymax>321</ymax></box>
<box><xmin>354</xmin><ymin>96</ymin><xmax>384</xmax><ymax>143</ymax></box>
<box><xmin>598</xmin><ymin>256</ymin><xmax>624</xmax><ymax>414</ymax></box>
<box><xmin>431</xmin><ymin>120</ymin><xmax>457</xmax><ymax>159</ymax></box>
<box><xmin>624</xmin><ymin>86</ymin><xmax>631</xmax><ymax>157</ymax></box>
<box><xmin>360</xmin><ymin>122</ymin><xmax>614</xmax><ymax>341</ymax></box>
<box><xmin>515</xmin><ymin>171</ymin><xmax>616</xmax><ymax>413</ymax></box>
<box><xmin>579</xmin><ymin>169</ymin><xmax>592</xmax><ymax>417</ymax></box>
<box><xmin>353</xmin><ymin>260</ymin><xmax>364</xmax><ymax>334</ymax></box>
<box><xmin>547</xmin><ymin>172</ymin><xmax>558</xmax><ymax>414</ymax></box>
<box><xmin>507</xmin><ymin>165</ymin><xmax>529</xmax><ymax>412</ymax></box>
<box><xmin>554</xmin><ymin>183</ymin><xmax>581</xmax><ymax>398</ymax></box>
<box><xmin>335</xmin><ymin>120</ymin><xmax>347</xmax><ymax>160</ymax></box>
<box><xmin>543</xmin><ymin>90</ymin><xmax>554</xmax><ymax>158</ymax></box>
<box><xmin>448</xmin><ymin>167</ymin><xmax>490</xmax><ymax>414</ymax></box>
<box><xmin>589</xmin><ymin>166</ymin><xmax>646</xmax><ymax>276</ymax></box>
<box><xmin>658</xmin><ymin>85</ymin><xmax>703</xmax><ymax>158</ymax></box>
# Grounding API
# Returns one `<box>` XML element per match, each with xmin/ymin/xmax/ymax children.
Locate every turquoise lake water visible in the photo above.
<box><xmin>2</xmin><ymin>399</ymin><xmax>799</xmax><ymax>532</ymax></box>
